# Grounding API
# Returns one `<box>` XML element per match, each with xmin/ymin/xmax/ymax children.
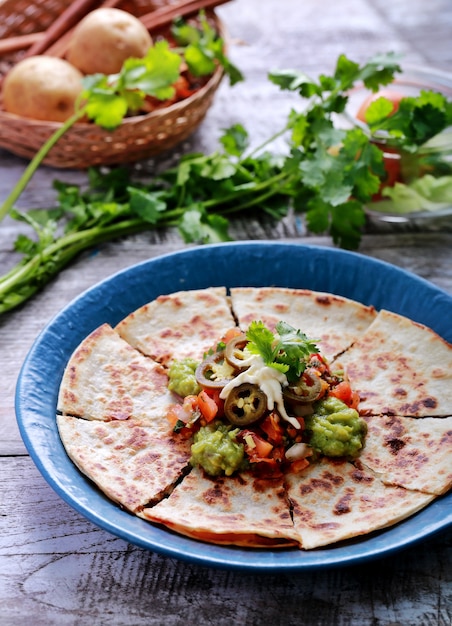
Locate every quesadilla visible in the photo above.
<box><xmin>57</xmin><ymin>323</ymin><xmax>175</xmax><ymax>434</ymax></box>
<box><xmin>230</xmin><ymin>287</ymin><xmax>377</xmax><ymax>360</ymax></box>
<box><xmin>335</xmin><ymin>309</ymin><xmax>452</xmax><ymax>416</ymax></box>
<box><xmin>285</xmin><ymin>458</ymin><xmax>435</xmax><ymax>549</ymax></box>
<box><xmin>57</xmin><ymin>415</ymin><xmax>191</xmax><ymax>512</ymax></box>
<box><xmin>56</xmin><ymin>285</ymin><xmax>452</xmax><ymax>552</ymax></box>
<box><xmin>140</xmin><ymin>466</ymin><xmax>299</xmax><ymax>547</ymax></box>
<box><xmin>116</xmin><ymin>287</ymin><xmax>236</xmax><ymax>365</ymax></box>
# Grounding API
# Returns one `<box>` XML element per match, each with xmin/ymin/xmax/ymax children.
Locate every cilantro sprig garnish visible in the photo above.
<box><xmin>246</xmin><ymin>320</ymin><xmax>319</xmax><ymax>383</ymax></box>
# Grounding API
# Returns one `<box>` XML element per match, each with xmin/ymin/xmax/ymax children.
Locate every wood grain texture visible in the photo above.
<box><xmin>1</xmin><ymin>0</ymin><xmax>451</xmax><ymax>623</ymax></box>
<box><xmin>0</xmin><ymin>458</ymin><xmax>451</xmax><ymax>626</ymax></box>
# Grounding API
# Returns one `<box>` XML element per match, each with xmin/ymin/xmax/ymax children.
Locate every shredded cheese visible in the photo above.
<box><xmin>244</xmin><ymin>434</ymin><xmax>256</xmax><ymax>448</ymax></box>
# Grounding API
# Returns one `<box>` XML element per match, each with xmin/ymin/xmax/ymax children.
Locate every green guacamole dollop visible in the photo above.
<box><xmin>305</xmin><ymin>396</ymin><xmax>367</xmax><ymax>458</ymax></box>
<box><xmin>190</xmin><ymin>421</ymin><xmax>245</xmax><ymax>477</ymax></box>
<box><xmin>168</xmin><ymin>358</ymin><xmax>201</xmax><ymax>397</ymax></box>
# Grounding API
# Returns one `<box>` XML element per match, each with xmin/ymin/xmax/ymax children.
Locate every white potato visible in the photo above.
<box><xmin>66</xmin><ymin>8</ymin><xmax>153</xmax><ymax>75</ymax></box>
<box><xmin>2</xmin><ymin>56</ymin><xmax>84</xmax><ymax>122</ymax></box>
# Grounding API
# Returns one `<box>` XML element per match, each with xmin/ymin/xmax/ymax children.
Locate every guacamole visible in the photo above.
<box><xmin>305</xmin><ymin>396</ymin><xmax>367</xmax><ymax>458</ymax></box>
<box><xmin>168</xmin><ymin>358</ymin><xmax>201</xmax><ymax>397</ymax></box>
<box><xmin>190</xmin><ymin>421</ymin><xmax>245</xmax><ymax>477</ymax></box>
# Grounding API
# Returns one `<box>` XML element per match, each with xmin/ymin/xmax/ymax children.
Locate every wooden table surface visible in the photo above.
<box><xmin>1</xmin><ymin>1</ymin><xmax>451</xmax><ymax>624</ymax></box>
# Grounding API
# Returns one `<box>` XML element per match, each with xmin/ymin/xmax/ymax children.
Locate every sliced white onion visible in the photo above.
<box><xmin>285</xmin><ymin>442</ymin><xmax>311</xmax><ymax>461</ymax></box>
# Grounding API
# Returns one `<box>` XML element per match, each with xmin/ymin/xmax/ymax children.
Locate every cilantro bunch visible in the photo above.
<box><xmin>246</xmin><ymin>321</ymin><xmax>319</xmax><ymax>383</ymax></box>
<box><xmin>3</xmin><ymin>50</ymin><xmax>449</xmax><ymax>315</ymax></box>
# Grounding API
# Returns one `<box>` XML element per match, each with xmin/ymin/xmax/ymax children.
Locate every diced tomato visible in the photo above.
<box><xmin>260</xmin><ymin>412</ymin><xmax>284</xmax><ymax>445</ymax></box>
<box><xmin>350</xmin><ymin>391</ymin><xmax>361</xmax><ymax>411</ymax></box>
<box><xmin>240</xmin><ymin>430</ymin><xmax>274</xmax><ymax>460</ymax></box>
<box><xmin>197</xmin><ymin>389</ymin><xmax>219</xmax><ymax>423</ymax></box>
<box><xmin>289</xmin><ymin>458</ymin><xmax>310</xmax><ymax>473</ymax></box>
<box><xmin>202</xmin><ymin>387</ymin><xmax>225</xmax><ymax>417</ymax></box>
<box><xmin>222</xmin><ymin>327</ymin><xmax>243</xmax><ymax>344</ymax></box>
<box><xmin>329</xmin><ymin>381</ymin><xmax>361</xmax><ymax>409</ymax></box>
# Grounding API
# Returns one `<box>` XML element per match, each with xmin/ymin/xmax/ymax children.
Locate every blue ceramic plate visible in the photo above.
<box><xmin>15</xmin><ymin>242</ymin><xmax>452</xmax><ymax>571</ymax></box>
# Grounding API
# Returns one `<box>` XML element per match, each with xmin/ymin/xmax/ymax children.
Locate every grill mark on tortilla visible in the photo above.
<box><xmin>385</xmin><ymin>438</ymin><xmax>406</xmax><ymax>454</ymax></box>
<box><xmin>334</xmin><ymin>489</ymin><xmax>353</xmax><ymax>515</ymax></box>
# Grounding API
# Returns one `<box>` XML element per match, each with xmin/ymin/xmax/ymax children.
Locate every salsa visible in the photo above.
<box><xmin>166</xmin><ymin>321</ymin><xmax>367</xmax><ymax>477</ymax></box>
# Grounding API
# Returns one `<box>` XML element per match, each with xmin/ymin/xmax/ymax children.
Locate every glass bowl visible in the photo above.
<box><xmin>345</xmin><ymin>64</ymin><xmax>452</xmax><ymax>223</ymax></box>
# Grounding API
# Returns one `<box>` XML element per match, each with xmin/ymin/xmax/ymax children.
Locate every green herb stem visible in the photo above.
<box><xmin>201</xmin><ymin>171</ymin><xmax>290</xmax><ymax>211</ymax></box>
<box><xmin>0</xmin><ymin>108</ymin><xmax>87</xmax><ymax>224</ymax></box>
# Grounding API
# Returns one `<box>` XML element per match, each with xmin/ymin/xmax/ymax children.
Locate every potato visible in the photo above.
<box><xmin>2</xmin><ymin>56</ymin><xmax>84</xmax><ymax>122</ymax></box>
<box><xmin>66</xmin><ymin>8</ymin><xmax>153</xmax><ymax>75</ymax></box>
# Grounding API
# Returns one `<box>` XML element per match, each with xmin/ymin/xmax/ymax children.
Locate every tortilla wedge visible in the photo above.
<box><xmin>57</xmin><ymin>323</ymin><xmax>175</xmax><ymax>433</ymax></box>
<box><xmin>336</xmin><ymin>309</ymin><xmax>452</xmax><ymax>416</ymax></box>
<box><xmin>140</xmin><ymin>466</ymin><xmax>299</xmax><ymax>548</ymax></box>
<box><xmin>229</xmin><ymin>287</ymin><xmax>377</xmax><ymax>360</ymax></box>
<box><xmin>57</xmin><ymin>415</ymin><xmax>191</xmax><ymax>512</ymax></box>
<box><xmin>357</xmin><ymin>414</ymin><xmax>452</xmax><ymax>495</ymax></box>
<box><xmin>285</xmin><ymin>458</ymin><xmax>435</xmax><ymax>549</ymax></box>
<box><xmin>116</xmin><ymin>287</ymin><xmax>236</xmax><ymax>366</ymax></box>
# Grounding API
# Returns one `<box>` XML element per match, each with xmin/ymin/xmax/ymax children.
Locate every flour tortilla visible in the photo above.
<box><xmin>140</xmin><ymin>466</ymin><xmax>299</xmax><ymax>548</ymax></box>
<box><xmin>57</xmin><ymin>323</ymin><xmax>175</xmax><ymax>434</ymax></box>
<box><xmin>229</xmin><ymin>287</ymin><xmax>376</xmax><ymax>360</ymax></box>
<box><xmin>285</xmin><ymin>458</ymin><xmax>435</xmax><ymax>549</ymax></box>
<box><xmin>336</xmin><ymin>309</ymin><xmax>452</xmax><ymax>416</ymax></box>
<box><xmin>57</xmin><ymin>415</ymin><xmax>191</xmax><ymax>512</ymax></box>
<box><xmin>357</xmin><ymin>414</ymin><xmax>452</xmax><ymax>495</ymax></box>
<box><xmin>116</xmin><ymin>287</ymin><xmax>236</xmax><ymax>366</ymax></box>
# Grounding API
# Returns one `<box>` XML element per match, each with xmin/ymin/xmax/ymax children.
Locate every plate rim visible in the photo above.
<box><xmin>15</xmin><ymin>241</ymin><xmax>452</xmax><ymax>571</ymax></box>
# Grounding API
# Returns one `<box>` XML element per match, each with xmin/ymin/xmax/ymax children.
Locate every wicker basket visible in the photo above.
<box><xmin>0</xmin><ymin>0</ymin><xmax>225</xmax><ymax>168</ymax></box>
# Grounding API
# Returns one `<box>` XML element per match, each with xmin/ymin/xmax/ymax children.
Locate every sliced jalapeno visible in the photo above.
<box><xmin>224</xmin><ymin>383</ymin><xmax>267</xmax><ymax>426</ymax></box>
<box><xmin>224</xmin><ymin>333</ymin><xmax>252</xmax><ymax>370</ymax></box>
<box><xmin>195</xmin><ymin>351</ymin><xmax>234</xmax><ymax>390</ymax></box>
<box><xmin>283</xmin><ymin>368</ymin><xmax>323</xmax><ymax>404</ymax></box>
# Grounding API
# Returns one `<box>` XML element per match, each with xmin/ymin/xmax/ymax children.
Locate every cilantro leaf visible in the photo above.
<box><xmin>178</xmin><ymin>205</ymin><xmax>231</xmax><ymax>243</ymax></box>
<box><xmin>246</xmin><ymin>320</ymin><xmax>319</xmax><ymax>381</ymax></box>
<box><xmin>128</xmin><ymin>187</ymin><xmax>167</xmax><ymax>224</ymax></box>
<box><xmin>172</xmin><ymin>12</ymin><xmax>243</xmax><ymax>85</ymax></box>
<box><xmin>121</xmin><ymin>41</ymin><xmax>181</xmax><ymax>98</ymax></box>
<box><xmin>220</xmin><ymin>124</ymin><xmax>249</xmax><ymax>157</ymax></box>
<box><xmin>246</xmin><ymin>321</ymin><xmax>280</xmax><ymax>366</ymax></box>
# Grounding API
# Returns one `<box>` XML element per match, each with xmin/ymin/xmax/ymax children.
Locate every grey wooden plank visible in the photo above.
<box><xmin>0</xmin><ymin>457</ymin><xmax>450</xmax><ymax>626</ymax></box>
